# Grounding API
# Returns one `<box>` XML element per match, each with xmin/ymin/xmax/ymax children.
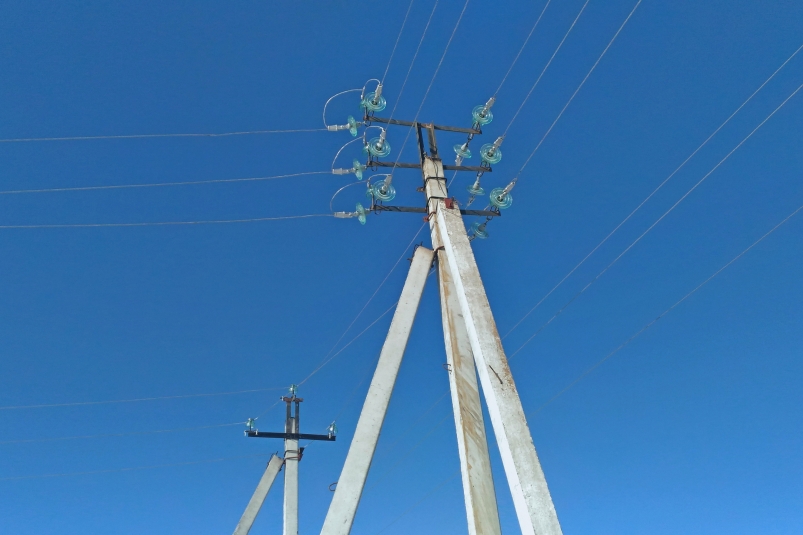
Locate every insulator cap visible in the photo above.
<box><xmin>467</xmin><ymin>182</ymin><xmax>485</xmax><ymax>196</ymax></box>
<box><xmin>368</xmin><ymin>179</ymin><xmax>396</xmax><ymax>202</ymax></box>
<box><xmin>472</xmin><ymin>104</ymin><xmax>494</xmax><ymax>126</ymax></box>
<box><xmin>356</xmin><ymin>202</ymin><xmax>367</xmax><ymax>225</ymax></box>
<box><xmin>489</xmin><ymin>187</ymin><xmax>513</xmax><ymax>209</ymax></box>
<box><xmin>471</xmin><ymin>221</ymin><xmax>489</xmax><ymax>239</ymax></box>
<box><xmin>365</xmin><ymin>137</ymin><xmax>391</xmax><ymax>158</ymax></box>
<box><xmin>352</xmin><ymin>159</ymin><xmax>366</xmax><ymax>180</ymax></box>
<box><xmin>480</xmin><ymin>143</ymin><xmax>502</xmax><ymax>165</ymax></box>
<box><xmin>361</xmin><ymin>91</ymin><xmax>387</xmax><ymax>112</ymax></box>
<box><xmin>453</xmin><ymin>143</ymin><xmax>472</xmax><ymax>160</ymax></box>
<box><xmin>347</xmin><ymin>116</ymin><xmax>359</xmax><ymax>137</ymax></box>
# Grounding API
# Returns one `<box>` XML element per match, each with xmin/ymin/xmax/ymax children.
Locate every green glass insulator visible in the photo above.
<box><xmin>489</xmin><ymin>187</ymin><xmax>513</xmax><ymax>209</ymax></box>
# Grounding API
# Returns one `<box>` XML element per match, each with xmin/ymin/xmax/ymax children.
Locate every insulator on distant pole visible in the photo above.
<box><xmin>472</xmin><ymin>96</ymin><xmax>496</xmax><ymax>126</ymax></box>
<box><xmin>479</xmin><ymin>136</ymin><xmax>504</xmax><ymax>165</ymax></box>
<box><xmin>327</xmin><ymin>422</ymin><xmax>338</xmax><ymax>438</ymax></box>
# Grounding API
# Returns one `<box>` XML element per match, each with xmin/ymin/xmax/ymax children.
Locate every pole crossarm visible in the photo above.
<box><xmin>367</xmin><ymin>116</ymin><xmax>480</xmax><ymax>135</ymax></box>
<box><xmin>246</xmin><ymin>431</ymin><xmax>336</xmax><ymax>441</ymax></box>
<box><xmin>372</xmin><ymin>205</ymin><xmax>499</xmax><ymax>218</ymax></box>
<box><xmin>370</xmin><ymin>161</ymin><xmax>491</xmax><ymax>173</ymax></box>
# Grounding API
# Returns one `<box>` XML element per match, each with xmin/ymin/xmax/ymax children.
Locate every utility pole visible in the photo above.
<box><xmin>237</xmin><ymin>389</ymin><xmax>336</xmax><ymax>535</ymax></box>
<box><xmin>322</xmin><ymin>86</ymin><xmax>563</xmax><ymax>535</ymax></box>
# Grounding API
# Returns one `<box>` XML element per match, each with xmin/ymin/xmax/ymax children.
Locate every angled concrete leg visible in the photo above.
<box><xmin>436</xmin><ymin>204</ymin><xmax>562</xmax><ymax>535</ymax></box>
<box><xmin>320</xmin><ymin>245</ymin><xmax>435</xmax><ymax>535</ymax></box>
<box><xmin>434</xmin><ymin>224</ymin><xmax>502</xmax><ymax>535</ymax></box>
<box><xmin>232</xmin><ymin>454</ymin><xmax>284</xmax><ymax>535</ymax></box>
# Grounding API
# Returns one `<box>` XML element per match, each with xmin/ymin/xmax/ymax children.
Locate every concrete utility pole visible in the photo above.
<box><xmin>320</xmin><ymin>245</ymin><xmax>435</xmax><ymax>535</ymax></box>
<box><xmin>284</xmin><ymin>396</ymin><xmax>301</xmax><ymax>535</ymax></box>
<box><xmin>424</xmin><ymin>127</ymin><xmax>562</xmax><ymax>535</ymax></box>
<box><xmin>320</xmin><ymin>102</ymin><xmax>563</xmax><ymax>534</ymax></box>
<box><xmin>240</xmin><ymin>392</ymin><xmax>336</xmax><ymax>535</ymax></box>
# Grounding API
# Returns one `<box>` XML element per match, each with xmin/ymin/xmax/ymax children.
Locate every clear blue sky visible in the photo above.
<box><xmin>1</xmin><ymin>1</ymin><xmax>801</xmax><ymax>534</ymax></box>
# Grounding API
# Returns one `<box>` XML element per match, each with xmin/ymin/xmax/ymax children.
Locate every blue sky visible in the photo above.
<box><xmin>1</xmin><ymin>1</ymin><xmax>801</xmax><ymax>534</ymax></box>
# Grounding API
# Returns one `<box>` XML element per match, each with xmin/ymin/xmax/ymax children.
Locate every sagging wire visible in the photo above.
<box><xmin>323</xmin><ymin>78</ymin><xmax>382</xmax><ymax>132</ymax></box>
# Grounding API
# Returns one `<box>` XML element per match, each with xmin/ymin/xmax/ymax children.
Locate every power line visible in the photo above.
<box><xmin>0</xmin><ymin>387</ymin><xmax>285</xmax><ymax>411</ymax></box>
<box><xmin>369</xmin><ymin>199</ymin><xmax>803</xmax><ymax>525</ymax></box>
<box><xmin>374</xmin><ymin>469</ymin><xmax>461</xmax><ymax>535</ymax></box>
<box><xmin>385</xmin><ymin>1</ymin><xmax>440</xmax><ymax>124</ymax></box>
<box><xmin>510</xmin><ymin>0</ymin><xmax>642</xmax><ymax>181</ymax></box>
<box><xmin>366</xmin><ymin>412</ymin><xmax>451</xmax><ymax>492</ymax></box>
<box><xmin>494</xmin><ymin>0</ymin><xmax>553</xmax><ymax>96</ymax></box>
<box><xmin>371</xmin><ymin>391</ymin><xmax>449</xmax><ymax>464</ymax></box>
<box><xmin>502</xmin><ymin>39</ymin><xmax>803</xmax><ymax>340</ymax></box>
<box><xmin>527</xmin><ymin>199</ymin><xmax>803</xmax><ymax>416</ymax></box>
<box><xmin>0</xmin><ymin>453</ymin><xmax>268</xmax><ymax>482</ymax></box>
<box><xmin>0</xmin><ymin>213</ymin><xmax>333</xmax><ymax>230</ymax></box>
<box><xmin>297</xmin><ymin>224</ymin><xmax>427</xmax><ymax>388</ymax></box>
<box><xmin>0</xmin><ymin>171</ymin><xmax>330</xmax><ymax>196</ymax></box>
<box><xmin>386</xmin><ymin>0</ymin><xmax>471</xmax><ymax>170</ymax></box>
<box><xmin>501</xmin><ymin>0</ymin><xmax>591</xmax><ymax>138</ymax></box>
<box><xmin>382</xmin><ymin>0</ymin><xmax>417</xmax><ymax>84</ymax></box>
<box><xmin>0</xmin><ymin>422</ymin><xmax>242</xmax><ymax>445</ymax></box>
<box><xmin>0</xmin><ymin>128</ymin><xmax>326</xmax><ymax>144</ymax></box>
<box><xmin>508</xmin><ymin>78</ymin><xmax>803</xmax><ymax>358</ymax></box>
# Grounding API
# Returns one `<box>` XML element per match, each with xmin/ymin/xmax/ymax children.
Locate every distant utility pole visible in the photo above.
<box><xmin>323</xmin><ymin>87</ymin><xmax>563</xmax><ymax>535</ymax></box>
<box><xmin>233</xmin><ymin>388</ymin><xmax>336</xmax><ymax>535</ymax></box>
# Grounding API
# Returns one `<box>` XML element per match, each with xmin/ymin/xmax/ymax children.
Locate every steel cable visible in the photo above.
<box><xmin>0</xmin><ymin>171</ymin><xmax>330</xmax><ymax>196</ymax></box>
<box><xmin>501</xmin><ymin>0</ymin><xmax>591</xmax><ymax>138</ymax></box>
<box><xmin>502</xmin><ymin>39</ymin><xmax>803</xmax><ymax>340</ymax></box>
<box><xmin>0</xmin><ymin>128</ymin><xmax>327</xmax><ymax>144</ymax></box>
<box><xmin>508</xmin><ymin>79</ymin><xmax>803</xmax><ymax>358</ymax></box>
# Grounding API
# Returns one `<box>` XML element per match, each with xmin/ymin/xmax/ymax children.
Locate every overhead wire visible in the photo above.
<box><xmin>373</xmin><ymin>469</ymin><xmax>461</xmax><ymax>535</ymax></box>
<box><xmin>493</xmin><ymin>0</ymin><xmax>553</xmax><ymax>96</ymax></box>
<box><xmin>0</xmin><ymin>422</ymin><xmax>243</xmax><ymax>445</ymax></box>
<box><xmin>0</xmin><ymin>387</ymin><xmax>285</xmax><ymax>411</ymax></box>
<box><xmin>386</xmin><ymin>0</ymin><xmax>471</xmax><ymax>171</ymax></box>
<box><xmin>503</xmin><ymin>38</ymin><xmax>803</xmax><ymax>340</ymax></box>
<box><xmin>501</xmin><ymin>0</ymin><xmax>591</xmax><ymax>138</ymax></box>
<box><xmin>366</xmin><ymin>412</ymin><xmax>451</xmax><ymax>492</ymax></box>
<box><xmin>508</xmin><ymin>78</ymin><xmax>803</xmax><ymax>358</ymax></box>
<box><xmin>384</xmin><ymin>0</ymin><xmax>440</xmax><ymax>124</ymax></box>
<box><xmin>382</xmin><ymin>0</ymin><xmax>417</xmax><ymax>85</ymax></box>
<box><xmin>0</xmin><ymin>171</ymin><xmax>330</xmax><ymax>196</ymax></box>
<box><xmin>0</xmin><ymin>128</ymin><xmax>326</xmax><ymax>144</ymax></box>
<box><xmin>0</xmin><ymin>213</ymin><xmax>333</xmax><ymax>230</ymax></box>
<box><xmin>508</xmin><ymin>0</ymin><xmax>642</xmax><ymax>186</ymax></box>
<box><xmin>296</xmin><ymin>223</ymin><xmax>427</xmax><ymax>388</ymax></box>
<box><xmin>527</xmin><ymin>199</ymin><xmax>803</xmax><ymax>416</ymax></box>
<box><xmin>363</xmin><ymin>198</ymin><xmax>803</xmax><ymax>521</ymax></box>
<box><xmin>0</xmin><ymin>453</ymin><xmax>268</xmax><ymax>482</ymax></box>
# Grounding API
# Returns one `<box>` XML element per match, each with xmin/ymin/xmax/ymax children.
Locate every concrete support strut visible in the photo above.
<box><xmin>426</xmin><ymin>155</ymin><xmax>501</xmax><ymax>535</ymax></box>
<box><xmin>232</xmin><ymin>454</ymin><xmax>284</xmax><ymax>535</ymax></box>
<box><xmin>320</xmin><ymin>245</ymin><xmax>435</xmax><ymax>535</ymax></box>
<box><xmin>435</xmin><ymin>203</ymin><xmax>563</xmax><ymax>535</ymax></box>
